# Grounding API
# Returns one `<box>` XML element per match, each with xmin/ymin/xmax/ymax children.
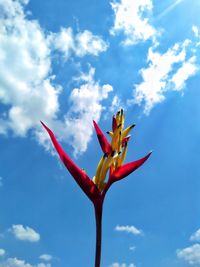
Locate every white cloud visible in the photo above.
<box><xmin>115</xmin><ymin>225</ymin><xmax>143</xmax><ymax>235</ymax></box>
<box><xmin>132</xmin><ymin>40</ymin><xmax>198</xmax><ymax>114</ymax></box>
<box><xmin>37</xmin><ymin>66</ymin><xmax>113</xmax><ymax>156</ymax></box>
<box><xmin>0</xmin><ymin>249</ymin><xmax>5</xmax><ymax>257</ymax></box>
<box><xmin>39</xmin><ymin>255</ymin><xmax>52</xmax><ymax>262</ymax></box>
<box><xmin>0</xmin><ymin>258</ymin><xmax>51</xmax><ymax>267</ymax></box>
<box><xmin>171</xmin><ymin>56</ymin><xmax>198</xmax><ymax>91</ymax></box>
<box><xmin>0</xmin><ymin>0</ymin><xmax>61</xmax><ymax>136</ymax></box>
<box><xmin>129</xmin><ymin>246</ymin><xmax>136</xmax><ymax>251</ymax></box>
<box><xmin>11</xmin><ymin>224</ymin><xmax>40</xmax><ymax>242</ymax></box>
<box><xmin>177</xmin><ymin>244</ymin><xmax>200</xmax><ymax>266</ymax></box>
<box><xmin>192</xmin><ymin>25</ymin><xmax>200</xmax><ymax>38</ymax></box>
<box><xmin>110</xmin><ymin>0</ymin><xmax>157</xmax><ymax>45</ymax></box>
<box><xmin>109</xmin><ymin>95</ymin><xmax>123</xmax><ymax>113</ymax></box>
<box><xmin>75</xmin><ymin>30</ymin><xmax>108</xmax><ymax>57</ymax></box>
<box><xmin>109</xmin><ymin>263</ymin><xmax>136</xmax><ymax>267</ymax></box>
<box><xmin>48</xmin><ymin>27</ymin><xmax>74</xmax><ymax>59</ymax></box>
<box><xmin>0</xmin><ymin>0</ymin><xmax>110</xmax><ymax>156</ymax></box>
<box><xmin>49</xmin><ymin>28</ymin><xmax>108</xmax><ymax>59</ymax></box>
<box><xmin>61</xmin><ymin>67</ymin><xmax>113</xmax><ymax>156</ymax></box>
<box><xmin>190</xmin><ymin>229</ymin><xmax>200</xmax><ymax>242</ymax></box>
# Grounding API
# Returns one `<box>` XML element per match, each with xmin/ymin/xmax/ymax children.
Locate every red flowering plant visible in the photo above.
<box><xmin>41</xmin><ymin>109</ymin><xmax>152</xmax><ymax>267</ymax></box>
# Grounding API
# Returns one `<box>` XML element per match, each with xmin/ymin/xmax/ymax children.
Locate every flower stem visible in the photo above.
<box><xmin>94</xmin><ymin>201</ymin><xmax>103</xmax><ymax>267</ymax></box>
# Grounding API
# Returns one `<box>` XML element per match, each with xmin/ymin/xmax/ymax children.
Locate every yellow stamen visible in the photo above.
<box><xmin>118</xmin><ymin>130</ymin><xmax>122</xmax><ymax>153</ymax></box>
<box><xmin>98</xmin><ymin>152</ymin><xmax>118</xmax><ymax>189</ymax></box>
<box><xmin>106</xmin><ymin>131</ymin><xmax>113</xmax><ymax>137</ymax></box>
<box><xmin>116</xmin><ymin>111</ymin><xmax>121</xmax><ymax>125</ymax></box>
<box><xmin>120</xmin><ymin>109</ymin><xmax>125</xmax><ymax>130</ymax></box>
<box><xmin>118</xmin><ymin>142</ymin><xmax>128</xmax><ymax>166</ymax></box>
<box><xmin>122</xmin><ymin>124</ymin><xmax>135</xmax><ymax>139</ymax></box>
<box><xmin>111</xmin><ymin>124</ymin><xmax>121</xmax><ymax>151</ymax></box>
<box><xmin>95</xmin><ymin>154</ymin><xmax>107</xmax><ymax>185</ymax></box>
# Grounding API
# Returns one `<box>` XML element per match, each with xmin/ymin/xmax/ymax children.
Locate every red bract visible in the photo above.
<box><xmin>40</xmin><ymin>122</ymin><xmax>100</xmax><ymax>202</ymax></box>
<box><xmin>110</xmin><ymin>151</ymin><xmax>152</xmax><ymax>181</ymax></box>
<box><xmin>41</xmin><ymin>110</ymin><xmax>152</xmax><ymax>267</ymax></box>
<box><xmin>93</xmin><ymin>120</ymin><xmax>112</xmax><ymax>155</ymax></box>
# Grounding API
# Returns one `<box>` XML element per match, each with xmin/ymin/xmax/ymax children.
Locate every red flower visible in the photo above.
<box><xmin>41</xmin><ymin>110</ymin><xmax>151</xmax><ymax>203</ymax></box>
<box><xmin>41</xmin><ymin>110</ymin><xmax>152</xmax><ymax>267</ymax></box>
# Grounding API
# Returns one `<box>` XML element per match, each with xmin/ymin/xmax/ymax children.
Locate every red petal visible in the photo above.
<box><xmin>93</xmin><ymin>120</ymin><xmax>112</xmax><ymax>155</ymax></box>
<box><xmin>111</xmin><ymin>151</ymin><xmax>152</xmax><ymax>181</ymax></box>
<box><xmin>41</xmin><ymin>121</ymin><xmax>100</xmax><ymax>201</ymax></box>
<box><xmin>112</xmin><ymin>116</ymin><xmax>117</xmax><ymax>132</ymax></box>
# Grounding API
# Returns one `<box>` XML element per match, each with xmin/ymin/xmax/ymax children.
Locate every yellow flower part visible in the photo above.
<box><xmin>94</xmin><ymin>109</ymin><xmax>136</xmax><ymax>192</ymax></box>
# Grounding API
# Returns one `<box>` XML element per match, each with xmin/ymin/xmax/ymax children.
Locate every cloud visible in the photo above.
<box><xmin>110</xmin><ymin>0</ymin><xmax>157</xmax><ymax>45</ymax></box>
<box><xmin>0</xmin><ymin>258</ymin><xmax>51</xmax><ymax>267</ymax></box>
<box><xmin>177</xmin><ymin>244</ymin><xmax>200</xmax><ymax>266</ymax></box>
<box><xmin>39</xmin><ymin>255</ymin><xmax>52</xmax><ymax>262</ymax></box>
<box><xmin>0</xmin><ymin>177</ymin><xmax>3</xmax><ymax>187</ymax></box>
<box><xmin>0</xmin><ymin>249</ymin><xmax>5</xmax><ymax>257</ymax></box>
<box><xmin>75</xmin><ymin>30</ymin><xmax>108</xmax><ymax>57</ymax></box>
<box><xmin>129</xmin><ymin>246</ymin><xmax>136</xmax><ymax>251</ymax></box>
<box><xmin>114</xmin><ymin>225</ymin><xmax>143</xmax><ymax>235</ymax></box>
<box><xmin>36</xmin><ymin>67</ymin><xmax>113</xmax><ymax>157</ymax></box>
<box><xmin>10</xmin><ymin>225</ymin><xmax>40</xmax><ymax>242</ymax></box>
<box><xmin>37</xmin><ymin>66</ymin><xmax>113</xmax><ymax>156</ymax></box>
<box><xmin>192</xmin><ymin>25</ymin><xmax>200</xmax><ymax>38</ymax></box>
<box><xmin>109</xmin><ymin>263</ymin><xmax>136</xmax><ymax>267</ymax></box>
<box><xmin>171</xmin><ymin>56</ymin><xmax>197</xmax><ymax>91</ymax></box>
<box><xmin>61</xmin><ymin>67</ymin><xmax>113</xmax><ymax>156</ymax></box>
<box><xmin>131</xmin><ymin>40</ymin><xmax>198</xmax><ymax>114</ymax></box>
<box><xmin>190</xmin><ymin>229</ymin><xmax>200</xmax><ymax>242</ymax></box>
<box><xmin>49</xmin><ymin>28</ymin><xmax>108</xmax><ymax>59</ymax></box>
<box><xmin>0</xmin><ymin>0</ymin><xmax>110</xmax><ymax>156</ymax></box>
<box><xmin>40</xmin><ymin>66</ymin><xmax>112</xmax><ymax>157</ymax></box>
<box><xmin>0</xmin><ymin>0</ymin><xmax>61</xmax><ymax>136</ymax></box>
<box><xmin>109</xmin><ymin>95</ymin><xmax>123</xmax><ymax>113</ymax></box>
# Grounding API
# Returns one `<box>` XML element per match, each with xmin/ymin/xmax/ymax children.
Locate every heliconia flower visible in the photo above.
<box><xmin>41</xmin><ymin>110</ymin><xmax>152</xmax><ymax>267</ymax></box>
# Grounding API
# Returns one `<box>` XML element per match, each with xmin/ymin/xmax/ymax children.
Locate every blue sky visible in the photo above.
<box><xmin>0</xmin><ymin>0</ymin><xmax>200</xmax><ymax>266</ymax></box>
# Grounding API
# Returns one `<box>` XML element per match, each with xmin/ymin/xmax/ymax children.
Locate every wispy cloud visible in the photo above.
<box><xmin>109</xmin><ymin>263</ymin><xmax>136</xmax><ymax>267</ymax></box>
<box><xmin>192</xmin><ymin>25</ymin><xmax>200</xmax><ymax>38</ymax></box>
<box><xmin>129</xmin><ymin>246</ymin><xmax>136</xmax><ymax>251</ymax></box>
<box><xmin>0</xmin><ymin>177</ymin><xmax>3</xmax><ymax>187</ymax></box>
<box><xmin>0</xmin><ymin>0</ymin><xmax>110</xmax><ymax>156</ymax></box>
<box><xmin>0</xmin><ymin>0</ymin><xmax>60</xmax><ymax>136</ymax></box>
<box><xmin>190</xmin><ymin>229</ymin><xmax>200</xmax><ymax>242</ymax></box>
<box><xmin>130</xmin><ymin>39</ymin><xmax>198</xmax><ymax>114</ymax></box>
<box><xmin>177</xmin><ymin>244</ymin><xmax>200</xmax><ymax>266</ymax></box>
<box><xmin>39</xmin><ymin>254</ymin><xmax>53</xmax><ymax>261</ymax></box>
<box><xmin>0</xmin><ymin>257</ymin><xmax>51</xmax><ymax>267</ymax></box>
<box><xmin>49</xmin><ymin>28</ymin><xmax>108</xmax><ymax>59</ymax></box>
<box><xmin>0</xmin><ymin>249</ymin><xmax>5</xmax><ymax>257</ymax></box>
<box><xmin>115</xmin><ymin>225</ymin><xmax>143</xmax><ymax>235</ymax></box>
<box><xmin>177</xmin><ymin>228</ymin><xmax>200</xmax><ymax>265</ymax></box>
<box><xmin>10</xmin><ymin>224</ymin><xmax>40</xmax><ymax>242</ymax></box>
<box><xmin>42</xmin><ymin>67</ymin><xmax>113</xmax><ymax>157</ymax></box>
<box><xmin>110</xmin><ymin>0</ymin><xmax>157</xmax><ymax>45</ymax></box>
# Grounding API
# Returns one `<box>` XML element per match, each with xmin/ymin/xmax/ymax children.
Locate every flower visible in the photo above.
<box><xmin>41</xmin><ymin>109</ymin><xmax>152</xmax><ymax>204</ymax></box>
<box><xmin>41</xmin><ymin>110</ymin><xmax>152</xmax><ymax>267</ymax></box>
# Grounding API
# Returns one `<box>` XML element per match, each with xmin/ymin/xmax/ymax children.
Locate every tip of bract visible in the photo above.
<box><xmin>40</xmin><ymin>121</ymin><xmax>48</xmax><ymax>130</ymax></box>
